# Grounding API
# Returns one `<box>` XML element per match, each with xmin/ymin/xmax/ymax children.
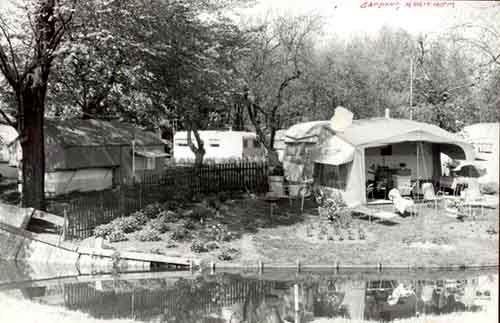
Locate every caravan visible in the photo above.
<box><xmin>173</xmin><ymin>130</ymin><xmax>266</xmax><ymax>163</ymax></box>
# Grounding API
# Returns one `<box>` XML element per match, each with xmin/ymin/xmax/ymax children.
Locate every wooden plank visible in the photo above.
<box><xmin>120</xmin><ymin>251</ymin><xmax>193</xmax><ymax>266</ymax></box>
<box><xmin>31</xmin><ymin>209</ymin><xmax>65</xmax><ymax>227</ymax></box>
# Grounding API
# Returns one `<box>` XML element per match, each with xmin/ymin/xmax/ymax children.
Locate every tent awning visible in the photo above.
<box><xmin>134</xmin><ymin>149</ymin><xmax>170</xmax><ymax>158</ymax></box>
<box><xmin>314</xmin><ymin>136</ymin><xmax>355</xmax><ymax>165</ymax></box>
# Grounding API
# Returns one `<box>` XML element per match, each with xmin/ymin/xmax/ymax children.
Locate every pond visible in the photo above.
<box><xmin>0</xmin><ymin>261</ymin><xmax>497</xmax><ymax>323</ymax></box>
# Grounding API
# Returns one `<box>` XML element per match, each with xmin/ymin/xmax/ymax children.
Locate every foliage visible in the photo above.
<box><xmin>107</xmin><ymin>231</ymin><xmax>128</xmax><ymax>243</ymax></box>
<box><xmin>217</xmin><ymin>246</ymin><xmax>239</xmax><ymax>261</ymax></box>
<box><xmin>94</xmin><ymin>216</ymin><xmax>141</xmax><ymax>238</ymax></box>
<box><xmin>190</xmin><ymin>239</ymin><xmax>209</xmax><ymax>253</ymax></box>
<box><xmin>136</xmin><ymin>227</ymin><xmax>162</xmax><ymax>242</ymax></box>
<box><xmin>202</xmin><ymin>224</ymin><xmax>234</xmax><ymax>242</ymax></box>
<box><xmin>171</xmin><ymin>227</ymin><xmax>191</xmax><ymax>241</ymax></box>
<box><xmin>147</xmin><ymin>216</ymin><xmax>170</xmax><ymax>233</ymax></box>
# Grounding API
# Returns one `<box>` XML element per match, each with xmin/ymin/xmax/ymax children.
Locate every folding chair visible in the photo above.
<box><xmin>422</xmin><ymin>183</ymin><xmax>444</xmax><ymax>212</ymax></box>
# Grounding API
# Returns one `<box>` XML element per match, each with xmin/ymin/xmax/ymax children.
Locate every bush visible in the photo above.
<box><xmin>162</xmin><ymin>200</ymin><xmax>180</xmax><ymax>211</ymax></box>
<box><xmin>142</xmin><ymin>203</ymin><xmax>163</xmax><ymax>219</ymax></box>
<box><xmin>217</xmin><ymin>247</ymin><xmax>239</xmax><ymax>261</ymax></box>
<box><xmin>190</xmin><ymin>205</ymin><xmax>214</xmax><ymax>221</ymax></box>
<box><xmin>190</xmin><ymin>240</ymin><xmax>208</xmax><ymax>253</ymax></box>
<box><xmin>171</xmin><ymin>227</ymin><xmax>190</xmax><ymax>241</ymax></box>
<box><xmin>203</xmin><ymin>224</ymin><xmax>234</xmax><ymax>242</ymax></box>
<box><xmin>130</xmin><ymin>210</ymin><xmax>149</xmax><ymax>226</ymax></box>
<box><xmin>94</xmin><ymin>216</ymin><xmax>141</xmax><ymax>239</ymax></box>
<box><xmin>136</xmin><ymin>227</ymin><xmax>162</xmax><ymax>241</ymax></box>
<box><xmin>147</xmin><ymin>216</ymin><xmax>170</xmax><ymax>233</ymax></box>
<box><xmin>94</xmin><ymin>223</ymin><xmax>114</xmax><ymax>238</ymax></box>
<box><xmin>183</xmin><ymin>219</ymin><xmax>198</xmax><ymax>230</ymax></box>
<box><xmin>108</xmin><ymin>231</ymin><xmax>128</xmax><ymax>242</ymax></box>
<box><xmin>217</xmin><ymin>191</ymin><xmax>229</xmax><ymax>203</ymax></box>
<box><xmin>111</xmin><ymin>216</ymin><xmax>141</xmax><ymax>233</ymax></box>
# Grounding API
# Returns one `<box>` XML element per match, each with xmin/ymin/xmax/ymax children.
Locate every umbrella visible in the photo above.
<box><xmin>452</xmin><ymin>161</ymin><xmax>486</xmax><ymax>178</ymax></box>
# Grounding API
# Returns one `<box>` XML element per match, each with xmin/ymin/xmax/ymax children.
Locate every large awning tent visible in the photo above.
<box><xmin>284</xmin><ymin>108</ymin><xmax>475</xmax><ymax>207</ymax></box>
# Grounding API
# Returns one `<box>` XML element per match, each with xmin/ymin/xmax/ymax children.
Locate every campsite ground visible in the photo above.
<box><xmin>98</xmin><ymin>196</ymin><xmax>499</xmax><ymax>269</ymax></box>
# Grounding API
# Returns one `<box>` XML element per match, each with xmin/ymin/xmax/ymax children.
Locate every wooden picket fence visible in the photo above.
<box><xmin>47</xmin><ymin>162</ymin><xmax>268</xmax><ymax>239</ymax></box>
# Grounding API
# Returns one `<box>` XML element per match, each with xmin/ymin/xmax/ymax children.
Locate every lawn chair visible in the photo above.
<box><xmin>366</xmin><ymin>183</ymin><xmax>375</xmax><ymax>200</ymax></box>
<box><xmin>422</xmin><ymin>183</ymin><xmax>445</xmax><ymax>212</ymax></box>
<box><xmin>388</xmin><ymin>188</ymin><xmax>415</xmax><ymax>216</ymax></box>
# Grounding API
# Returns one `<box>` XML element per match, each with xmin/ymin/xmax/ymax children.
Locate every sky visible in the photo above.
<box><xmin>239</xmin><ymin>0</ymin><xmax>500</xmax><ymax>40</ymax></box>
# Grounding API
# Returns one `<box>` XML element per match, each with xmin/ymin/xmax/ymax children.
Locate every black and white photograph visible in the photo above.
<box><xmin>0</xmin><ymin>0</ymin><xmax>498</xmax><ymax>322</ymax></box>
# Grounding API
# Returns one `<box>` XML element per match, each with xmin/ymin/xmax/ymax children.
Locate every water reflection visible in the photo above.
<box><xmin>0</xmin><ymin>262</ymin><xmax>497</xmax><ymax>323</ymax></box>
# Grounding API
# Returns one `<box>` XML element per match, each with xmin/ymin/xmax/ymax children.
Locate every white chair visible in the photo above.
<box><xmin>388</xmin><ymin>188</ymin><xmax>415</xmax><ymax>216</ymax></box>
<box><xmin>422</xmin><ymin>183</ymin><xmax>444</xmax><ymax>211</ymax></box>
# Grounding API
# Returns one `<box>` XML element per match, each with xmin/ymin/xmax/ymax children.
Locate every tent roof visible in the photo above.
<box><xmin>284</xmin><ymin>120</ymin><xmax>331</xmax><ymax>142</ymax></box>
<box><xmin>45</xmin><ymin>119</ymin><xmax>163</xmax><ymax>147</ymax></box>
<box><xmin>331</xmin><ymin>118</ymin><xmax>475</xmax><ymax>160</ymax></box>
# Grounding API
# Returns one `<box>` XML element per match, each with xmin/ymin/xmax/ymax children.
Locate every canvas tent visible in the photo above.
<box><xmin>283</xmin><ymin>116</ymin><xmax>474</xmax><ymax>205</ymax></box>
<box><xmin>305</xmin><ymin>117</ymin><xmax>475</xmax><ymax>207</ymax></box>
<box><xmin>2</xmin><ymin>119</ymin><xmax>168</xmax><ymax>196</ymax></box>
<box><xmin>0</xmin><ymin>124</ymin><xmax>19</xmax><ymax>178</ymax></box>
<box><xmin>282</xmin><ymin>120</ymin><xmax>333</xmax><ymax>182</ymax></box>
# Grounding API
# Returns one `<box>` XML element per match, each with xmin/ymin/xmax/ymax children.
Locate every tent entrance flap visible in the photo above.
<box><xmin>314</xmin><ymin>136</ymin><xmax>355</xmax><ymax>165</ymax></box>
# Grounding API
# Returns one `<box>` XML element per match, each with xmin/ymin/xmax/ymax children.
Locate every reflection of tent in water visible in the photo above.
<box><xmin>364</xmin><ymin>280</ymin><xmax>418</xmax><ymax>321</ymax></box>
<box><xmin>284</xmin><ymin>108</ymin><xmax>475</xmax><ymax>206</ymax></box>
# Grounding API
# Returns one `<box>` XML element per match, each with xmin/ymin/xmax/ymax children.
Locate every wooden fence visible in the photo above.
<box><xmin>47</xmin><ymin>162</ymin><xmax>268</xmax><ymax>239</ymax></box>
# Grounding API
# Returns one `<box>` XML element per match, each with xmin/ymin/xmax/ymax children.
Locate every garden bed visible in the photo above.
<box><xmin>83</xmin><ymin>194</ymin><xmax>499</xmax><ymax>268</ymax></box>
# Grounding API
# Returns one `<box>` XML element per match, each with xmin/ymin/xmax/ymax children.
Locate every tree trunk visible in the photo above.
<box><xmin>19</xmin><ymin>83</ymin><xmax>47</xmax><ymax>210</ymax></box>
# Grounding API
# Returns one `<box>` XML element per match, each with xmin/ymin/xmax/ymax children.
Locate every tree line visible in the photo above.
<box><xmin>0</xmin><ymin>0</ymin><xmax>498</xmax><ymax>209</ymax></box>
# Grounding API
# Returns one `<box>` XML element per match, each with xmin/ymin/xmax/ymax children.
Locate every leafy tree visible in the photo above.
<box><xmin>0</xmin><ymin>0</ymin><xmax>73</xmax><ymax>209</ymax></box>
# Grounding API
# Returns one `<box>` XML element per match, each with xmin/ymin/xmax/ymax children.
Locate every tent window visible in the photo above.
<box><xmin>381</xmin><ymin>145</ymin><xmax>392</xmax><ymax>156</ymax></box>
<box><xmin>314</xmin><ymin>162</ymin><xmax>350</xmax><ymax>190</ymax></box>
<box><xmin>476</xmin><ymin>142</ymin><xmax>492</xmax><ymax>153</ymax></box>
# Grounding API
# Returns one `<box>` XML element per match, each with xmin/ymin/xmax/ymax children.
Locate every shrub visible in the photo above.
<box><xmin>159</xmin><ymin>210</ymin><xmax>179</xmax><ymax>222</ymax></box>
<box><xmin>130</xmin><ymin>210</ymin><xmax>149</xmax><ymax>226</ymax></box>
<box><xmin>217</xmin><ymin>247</ymin><xmax>239</xmax><ymax>261</ymax></box>
<box><xmin>94</xmin><ymin>223</ymin><xmax>114</xmax><ymax>238</ymax></box>
<box><xmin>108</xmin><ymin>231</ymin><xmax>128</xmax><ymax>242</ymax></box>
<box><xmin>142</xmin><ymin>203</ymin><xmax>163</xmax><ymax>219</ymax></box>
<box><xmin>111</xmin><ymin>216</ymin><xmax>141</xmax><ymax>233</ymax></box>
<box><xmin>183</xmin><ymin>219</ymin><xmax>198</xmax><ymax>230</ymax></box>
<box><xmin>147</xmin><ymin>216</ymin><xmax>170</xmax><ymax>233</ymax></box>
<box><xmin>217</xmin><ymin>191</ymin><xmax>229</xmax><ymax>203</ymax></box>
<box><xmin>190</xmin><ymin>240</ymin><xmax>208</xmax><ymax>253</ymax></box>
<box><xmin>136</xmin><ymin>227</ymin><xmax>162</xmax><ymax>241</ymax></box>
<box><xmin>162</xmin><ymin>200</ymin><xmax>180</xmax><ymax>211</ymax></box>
<box><xmin>190</xmin><ymin>205</ymin><xmax>214</xmax><ymax>221</ymax></box>
<box><xmin>203</xmin><ymin>224</ymin><xmax>234</xmax><ymax>242</ymax></box>
<box><xmin>205</xmin><ymin>241</ymin><xmax>220</xmax><ymax>251</ymax></box>
<box><xmin>171</xmin><ymin>227</ymin><xmax>190</xmax><ymax>241</ymax></box>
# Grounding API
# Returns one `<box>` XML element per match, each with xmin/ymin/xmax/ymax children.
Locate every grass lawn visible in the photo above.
<box><xmin>102</xmin><ymin>195</ymin><xmax>499</xmax><ymax>268</ymax></box>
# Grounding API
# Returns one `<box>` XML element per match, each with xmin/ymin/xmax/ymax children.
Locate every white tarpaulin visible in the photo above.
<box><xmin>314</xmin><ymin>135</ymin><xmax>355</xmax><ymax>165</ymax></box>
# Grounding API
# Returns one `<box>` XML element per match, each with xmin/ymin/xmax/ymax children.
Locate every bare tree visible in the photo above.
<box><xmin>241</xmin><ymin>14</ymin><xmax>321</xmax><ymax>166</ymax></box>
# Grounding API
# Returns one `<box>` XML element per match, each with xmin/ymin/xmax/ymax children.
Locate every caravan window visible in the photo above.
<box><xmin>209</xmin><ymin>138</ymin><xmax>220</xmax><ymax>147</ymax></box>
<box><xmin>314</xmin><ymin>162</ymin><xmax>350</xmax><ymax>190</ymax></box>
<box><xmin>176</xmin><ymin>139</ymin><xmax>188</xmax><ymax>147</ymax></box>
